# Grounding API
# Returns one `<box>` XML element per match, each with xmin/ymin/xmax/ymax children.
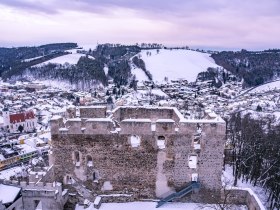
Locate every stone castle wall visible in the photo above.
<box><xmin>224</xmin><ymin>188</ymin><xmax>266</xmax><ymax>210</ymax></box>
<box><xmin>51</xmin><ymin>134</ymin><xmax>158</xmax><ymax>198</ymax></box>
<box><xmin>50</xmin><ymin>106</ymin><xmax>226</xmax><ymax>200</ymax></box>
<box><xmin>198</xmin><ymin>123</ymin><xmax>225</xmax><ymax>190</ymax></box>
<box><xmin>113</xmin><ymin>107</ymin><xmax>180</xmax><ymax>123</ymax></box>
<box><xmin>79</xmin><ymin>106</ymin><xmax>107</xmax><ymax>118</ymax></box>
<box><xmin>0</xmin><ymin>180</ymin><xmax>68</xmax><ymax>210</ymax></box>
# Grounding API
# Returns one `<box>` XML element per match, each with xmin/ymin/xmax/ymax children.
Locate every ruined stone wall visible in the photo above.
<box><xmin>50</xmin><ymin>107</ymin><xmax>226</xmax><ymax>201</ymax></box>
<box><xmin>22</xmin><ymin>195</ymin><xmax>63</xmax><ymax>210</ymax></box>
<box><xmin>172</xmin><ymin>124</ymin><xmax>196</xmax><ymax>189</ymax></box>
<box><xmin>50</xmin><ymin>117</ymin><xmax>64</xmax><ymax>134</ymax></box>
<box><xmin>155</xmin><ymin>121</ymin><xmax>176</xmax><ymax>135</ymax></box>
<box><xmin>66</xmin><ymin>108</ymin><xmax>76</xmax><ymax>118</ymax></box>
<box><xmin>79</xmin><ymin>106</ymin><xmax>106</xmax><ymax>118</ymax></box>
<box><xmin>5</xmin><ymin>197</ymin><xmax>23</xmax><ymax>210</ymax></box>
<box><xmin>120</xmin><ymin>120</ymin><xmax>152</xmax><ymax>135</ymax></box>
<box><xmin>0</xmin><ymin>180</ymin><xmax>68</xmax><ymax>210</ymax></box>
<box><xmin>21</xmin><ymin>182</ymin><xmax>68</xmax><ymax>210</ymax></box>
<box><xmin>51</xmin><ymin>118</ymin><xmax>178</xmax><ymax>136</ymax></box>
<box><xmin>84</xmin><ymin>120</ymin><xmax>114</xmax><ymax>134</ymax></box>
<box><xmin>198</xmin><ymin>123</ymin><xmax>225</xmax><ymax>190</ymax></box>
<box><xmin>29</xmin><ymin>166</ymin><xmax>55</xmax><ymax>184</ymax></box>
<box><xmin>65</xmin><ymin>119</ymin><xmax>82</xmax><ymax>134</ymax></box>
<box><xmin>113</xmin><ymin>107</ymin><xmax>180</xmax><ymax>123</ymax></box>
<box><xmin>51</xmin><ymin>134</ymin><xmax>159</xmax><ymax>198</ymax></box>
<box><xmin>39</xmin><ymin>165</ymin><xmax>55</xmax><ymax>184</ymax></box>
<box><xmin>51</xmin><ymin>123</ymin><xmax>225</xmax><ymax>199</ymax></box>
<box><xmin>225</xmin><ymin>188</ymin><xmax>265</xmax><ymax>210</ymax></box>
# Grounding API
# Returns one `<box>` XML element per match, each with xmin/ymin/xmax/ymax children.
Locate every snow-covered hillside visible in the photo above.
<box><xmin>249</xmin><ymin>80</ymin><xmax>280</xmax><ymax>93</ymax></box>
<box><xmin>133</xmin><ymin>49</ymin><xmax>220</xmax><ymax>83</ymax></box>
<box><xmin>35</xmin><ymin>49</ymin><xmax>94</xmax><ymax>66</ymax></box>
<box><xmin>131</xmin><ymin>67</ymin><xmax>149</xmax><ymax>81</ymax></box>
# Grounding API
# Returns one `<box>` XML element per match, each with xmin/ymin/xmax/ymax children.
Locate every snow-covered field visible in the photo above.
<box><xmin>249</xmin><ymin>80</ymin><xmax>280</xmax><ymax>93</ymax></box>
<box><xmin>134</xmin><ymin>49</ymin><xmax>220</xmax><ymax>84</ymax></box>
<box><xmin>23</xmin><ymin>55</ymin><xmax>44</xmax><ymax>62</ymax></box>
<box><xmin>131</xmin><ymin>67</ymin><xmax>149</xmax><ymax>81</ymax></box>
<box><xmin>35</xmin><ymin>49</ymin><xmax>94</xmax><ymax>66</ymax></box>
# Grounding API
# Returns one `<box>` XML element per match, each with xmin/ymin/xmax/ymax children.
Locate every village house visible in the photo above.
<box><xmin>2</xmin><ymin>107</ymin><xmax>37</xmax><ymax>133</ymax></box>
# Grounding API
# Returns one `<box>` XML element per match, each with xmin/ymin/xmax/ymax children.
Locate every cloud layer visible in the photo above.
<box><xmin>1</xmin><ymin>0</ymin><xmax>280</xmax><ymax>49</ymax></box>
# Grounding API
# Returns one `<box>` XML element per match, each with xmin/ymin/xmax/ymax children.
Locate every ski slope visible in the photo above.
<box><xmin>135</xmin><ymin>49</ymin><xmax>220</xmax><ymax>83</ymax></box>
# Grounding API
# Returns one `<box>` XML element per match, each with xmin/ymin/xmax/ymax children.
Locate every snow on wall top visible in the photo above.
<box><xmin>136</xmin><ymin>49</ymin><xmax>220</xmax><ymax>84</ymax></box>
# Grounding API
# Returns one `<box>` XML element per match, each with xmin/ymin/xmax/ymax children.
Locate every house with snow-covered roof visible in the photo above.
<box><xmin>2</xmin><ymin>107</ymin><xmax>37</xmax><ymax>133</ymax></box>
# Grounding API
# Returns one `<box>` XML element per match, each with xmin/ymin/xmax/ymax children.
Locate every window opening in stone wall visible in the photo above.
<box><xmin>193</xmin><ymin>135</ymin><xmax>201</xmax><ymax>151</ymax></box>
<box><xmin>157</xmin><ymin>136</ymin><xmax>166</xmax><ymax>149</ymax></box>
<box><xmin>197</xmin><ymin>123</ymin><xmax>202</xmax><ymax>134</ymax></box>
<box><xmin>188</xmin><ymin>155</ymin><xmax>198</xmax><ymax>169</ymax></box>
<box><xmin>210</xmin><ymin>123</ymin><xmax>217</xmax><ymax>127</ymax></box>
<box><xmin>66</xmin><ymin>175</ymin><xmax>74</xmax><ymax>184</ymax></box>
<box><xmin>192</xmin><ymin>173</ymin><xmax>198</xmax><ymax>182</ymax></box>
<box><xmin>76</xmin><ymin>107</ymin><xmax>80</xmax><ymax>117</ymax></box>
<box><xmin>151</xmin><ymin>123</ymin><xmax>156</xmax><ymax>131</ymax></box>
<box><xmin>93</xmin><ymin>170</ymin><xmax>99</xmax><ymax>182</ymax></box>
<box><xmin>87</xmin><ymin>155</ymin><xmax>93</xmax><ymax>167</ymax></box>
<box><xmin>130</xmin><ymin>135</ymin><xmax>141</xmax><ymax>147</ymax></box>
<box><xmin>74</xmin><ymin>151</ymin><xmax>80</xmax><ymax>167</ymax></box>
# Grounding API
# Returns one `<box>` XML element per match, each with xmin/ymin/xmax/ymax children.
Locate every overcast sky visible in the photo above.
<box><xmin>0</xmin><ymin>0</ymin><xmax>280</xmax><ymax>50</ymax></box>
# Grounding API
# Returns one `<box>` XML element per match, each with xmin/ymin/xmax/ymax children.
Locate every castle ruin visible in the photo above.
<box><xmin>50</xmin><ymin>106</ymin><xmax>226</xmax><ymax>202</ymax></box>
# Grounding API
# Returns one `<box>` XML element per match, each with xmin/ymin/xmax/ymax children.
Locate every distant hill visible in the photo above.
<box><xmin>4</xmin><ymin>43</ymin><xmax>141</xmax><ymax>90</ymax></box>
<box><xmin>0</xmin><ymin>43</ymin><xmax>78</xmax><ymax>78</ymax></box>
<box><xmin>3</xmin><ymin>42</ymin><xmax>280</xmax><ymax>90</ymax></box>
<box><xmin>211</xmin><ymin>49</ymin><xmax>280</xmax><ymax>87</ymax></box>
<box><xmin>131</xmin><ymin>49</ymin><xmax>221</xmax><ymax>84</ymax></box>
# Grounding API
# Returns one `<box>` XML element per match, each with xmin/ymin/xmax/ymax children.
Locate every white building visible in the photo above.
<box><xmin>2</xmin><ymin>107</ymin><xmax>37</xmax><ymax>133</ymax></box>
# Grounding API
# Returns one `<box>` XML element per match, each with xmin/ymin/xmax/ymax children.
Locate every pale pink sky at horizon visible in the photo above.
<box><xmin>1</xmin><ymin>0</ymin><xmax>280</xmax><ymax>50</ymax></box>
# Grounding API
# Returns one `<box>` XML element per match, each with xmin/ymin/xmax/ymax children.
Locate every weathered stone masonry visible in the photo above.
<box><xmin>50</xmin><ymin>106</ymin><xmax>226</xmax><ymax>200</ymax></box>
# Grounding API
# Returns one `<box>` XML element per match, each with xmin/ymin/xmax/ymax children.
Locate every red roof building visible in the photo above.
<box><xmin>10</xmin><ymin>111</ymin><xmax>35</xmax><ymax>124</ymax></box>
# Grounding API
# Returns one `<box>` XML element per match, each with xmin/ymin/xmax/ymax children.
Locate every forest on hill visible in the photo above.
<box><xmin>0</xmin><ymin>43</ymin><xmax>78</xmax><ymax>79</ymax></box>
<box><xmin>211</xmin><ymin>50</ymin><xmax>280</xmax><ymax>87</ymax></box>
<box><xmin>228</xmin><ymin>113</ymin><xmax>280</xmax><ymax>209</ymax></box>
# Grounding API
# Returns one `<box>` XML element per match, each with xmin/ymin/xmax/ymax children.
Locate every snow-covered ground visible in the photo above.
<box><xmin>35</xmin><ymin>49</ymin><xmax>94</xmax><ymax>66</ymax></box>
<box><xmin>32</xmin><ymin>79</ymin><xmax>74</xmax><ymax>90</ymax></box>
<box><xmin>138</xmin><ymin>89</ymin><xmax>169</xmax><ymax>98</ymax></box>
<box><xmin>23</xmin><ymin>55</ymin><xmax>44</xmax><ymax>62</ymax></box>
<box><xmin>223</xmin><ymin>165</ymin><xmax>268</xmax><ymax>208</ymax></box>
<box><xmin>76</xmin><ymin>201</ymin><xmax>247</xmax><ymax>210</ymax></box>
<box><xmin>249</xmin><ymin>80</ymin><xmax>280</xmax><ymax>93</ymax></box>
<box><xmin>131</xmin><ymin>67</ymin><xmax>149</xmax><ymax>81</ymax></box>
<box><xmin>0</xmin><ymin>166</ymin><xmax>22</xmax><ymax>180</ymax></box>
<box><xmin>81</xmin><ymin>44</ymin><xmax>98</xmax><ymax>51</ymax></box>
<box><xmin>134</xmin><ymin>49</ymin><xmax>220</xmax><ymax>84</ymax></box>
